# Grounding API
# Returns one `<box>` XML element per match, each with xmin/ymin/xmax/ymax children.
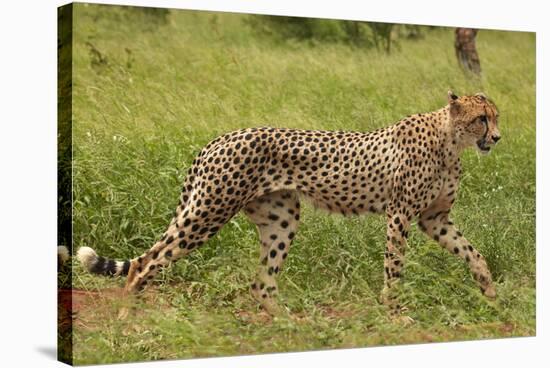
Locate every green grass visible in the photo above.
<box><xmin>65</xmin><ymin>4</ymin><xmax>535</xmax><ymax>365</ymax></box>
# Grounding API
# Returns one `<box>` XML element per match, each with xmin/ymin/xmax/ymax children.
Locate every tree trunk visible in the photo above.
<box><xmin>455</xmin><ymin>28</ymin><xmax>481</xmax><ymax>75</ymax></box>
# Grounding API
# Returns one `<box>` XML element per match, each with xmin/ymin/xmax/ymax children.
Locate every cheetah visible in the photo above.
<box><xmin>77</xmin><ymin>91</ymin><xmax>501</xmax><ymax>317</ymax></box>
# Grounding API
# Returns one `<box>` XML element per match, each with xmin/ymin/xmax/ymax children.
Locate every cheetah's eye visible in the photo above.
<box><xmin>480</xmin><ymin>115</ymin><xmax>488</xmax><ymax>123</ymax></box>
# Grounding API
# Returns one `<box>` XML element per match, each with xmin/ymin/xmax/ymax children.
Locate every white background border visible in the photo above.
<box><xmin>0</xmin><ymin>1</ymin><xmax>545</xmax><ymax>367</ymax></box>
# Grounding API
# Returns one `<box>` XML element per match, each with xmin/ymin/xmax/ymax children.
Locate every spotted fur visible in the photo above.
<box><xmin>78</xmin><ymin>91</ymin><xmax>501</xmax><ymax>316</ymax></box>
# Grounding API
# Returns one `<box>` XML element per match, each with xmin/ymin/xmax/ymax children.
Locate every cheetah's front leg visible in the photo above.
<box><xmin>418</xmin><ymin>210</ymin><xmax>496</xmax><ymax>299</ymax></box>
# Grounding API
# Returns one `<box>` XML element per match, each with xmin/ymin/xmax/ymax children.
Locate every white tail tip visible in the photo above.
<box><xmin>77</xmin><ymin>246</ymin><xmax>99</xmax><ymax>271</ymax></box>
<box><xmin>57</xmin><ymin>246</ymin><xmax>70</xmax><ymax>263</ymax></box>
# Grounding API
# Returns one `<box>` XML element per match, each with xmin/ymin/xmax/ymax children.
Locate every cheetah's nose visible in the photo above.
<box><xmin>491</xmin><ymin>135</ymin><xmax>501</xmax><ymax>143</ymax></box>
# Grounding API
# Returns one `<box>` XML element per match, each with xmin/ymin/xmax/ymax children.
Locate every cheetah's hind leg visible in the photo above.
<box><xmin>243</xmin><ymin>190</ymin><xmax>300</xmax><ymax>316</ymax></box>
<box><xmin>123</xmin><ymin>191</ymin><xmax>237</xmax><ymax>294</ymax></box>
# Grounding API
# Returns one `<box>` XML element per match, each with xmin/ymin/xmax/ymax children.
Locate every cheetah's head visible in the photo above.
<box><xmin>447</xmin><ymin>91</ymin><xmax>500</xmax><ymax>154</ymax></box>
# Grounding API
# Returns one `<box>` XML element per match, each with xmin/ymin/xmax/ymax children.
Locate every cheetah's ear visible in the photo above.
<box><xmin>475</xmin><ymin>92</ymin><xmax>487</xmax><ymax>100</ymax></box>
<box><xmin>447</xmin><ymin>90</ymin><xmax>459</xmax><ymax>103</ymax></box>
<box><xmin>447</xmin><ymin>90</ymin><xmax>460</xmax><ymax>116</ymax></box>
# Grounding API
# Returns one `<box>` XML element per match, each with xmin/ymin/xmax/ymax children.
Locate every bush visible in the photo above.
<box><xmin>367</xmin><ymin>22</ymin><xmax>394</xmax><ymax>53</ymax></box>
<box><xmin>245</xmin><ymin>15</ymin><xmax>346</xmax><ymax>42</ymax></box>
<box><xmin>247</xmin><ymin>15</ymin><xmax>405</xmax><ymax>52</ymax></box>
<box><xmin>246</xmin><ymin>15</ymin><xmax>431</xmax><ymax>53</ymax></box>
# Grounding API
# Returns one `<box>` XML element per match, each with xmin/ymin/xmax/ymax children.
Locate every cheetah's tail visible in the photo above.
<box><xmin>77</xmin><ymin>246</ymin><xmax>131</xmax><ymax>277</ymax></box>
